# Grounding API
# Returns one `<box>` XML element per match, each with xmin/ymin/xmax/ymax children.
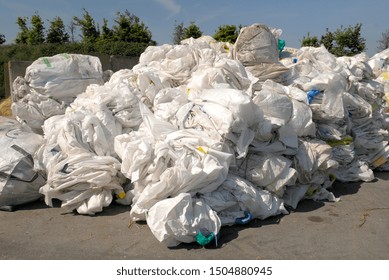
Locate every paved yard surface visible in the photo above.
<box><xmin>1</xmin><ymin>172</ymin><xmax>388</xmax><ymax>260</ymax></box>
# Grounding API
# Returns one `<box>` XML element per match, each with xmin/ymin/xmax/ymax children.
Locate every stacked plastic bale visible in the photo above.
<box><xmin>29</xmin><ymin>58</ymin><xmax>157</xmax><ymax>215</ymax></box>
<box><xmin>11</xmin><ymin>54</ymin><xmax>104</xmax><ymax>134</ymax></box>
<box><xmin>113</xmin><ymin>35</ymin><xmax>291</xmax><ymax>246</ymax></box>
<box><xmin>367</xmin><ymin>49</ymin><xmax>389</xmax><ymax>170</ymax></box>
<box><xmin>282</xmin><ymin>45</ymin><xmax>378</xmax><ymax>183</ymax></box>
<box><xmin>337</xmin><ymin>53</ymin><xmax>389</xmax><ymax>171</ymax></box>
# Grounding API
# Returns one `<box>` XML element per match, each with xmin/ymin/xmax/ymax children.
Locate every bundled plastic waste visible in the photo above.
<box><xmin>0</xmin><ymin>117</ymin><xmax>45</xmax><ymax>208</ymax></box>
<box><xmin>7</xmin><ymin>23</ymin><xmax>389</xmax><ymax>246</ymax></box>
<box><xmin>11</xmin><ymin>54</ymin><xmax>104</xmax><ymax>134</ymax></box>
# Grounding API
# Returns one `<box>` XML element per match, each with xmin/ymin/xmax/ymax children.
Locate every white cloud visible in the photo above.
<box><xmin>154</xmin><ymin>0</ymin><xmax>181</xmax><ymax>15</ymax></box>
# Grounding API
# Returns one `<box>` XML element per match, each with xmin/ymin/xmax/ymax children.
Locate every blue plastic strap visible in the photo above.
<box><xmin>235</xmin><ymin>211</ymin><xmax>253</xmax><ymax>225</ymax></box>
<box><xmin>307</xmin><ymin>90</ymin><xmax>321</xmax><ymax>104</ymax></box>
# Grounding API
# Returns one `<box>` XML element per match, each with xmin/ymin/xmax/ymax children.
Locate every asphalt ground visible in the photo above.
<box><xmin>0</xmin><ymin>172</ymin><xmax>388</xmax><ymax>260</ymax></box>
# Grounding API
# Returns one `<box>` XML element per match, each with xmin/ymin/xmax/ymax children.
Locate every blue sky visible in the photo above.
<box><xmin>0</xmin><ymin>0</ymin><xmax>388</xmax><ymax>55</ymax></box>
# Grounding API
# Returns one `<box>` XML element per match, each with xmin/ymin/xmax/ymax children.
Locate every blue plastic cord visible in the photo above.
<box><xmin>235</xmin><ymin>211</ymin><xmax>253</xmax><ymax>225</ymax></box>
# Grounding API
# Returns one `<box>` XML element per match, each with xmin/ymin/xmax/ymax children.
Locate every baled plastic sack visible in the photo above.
<box><xmin>368</xmin><ymin>48</ymin><xmax>389</xmax><ymax>79</ymax></box>
<box><xmin>186</xmin><ymin>58</ymin><xmax>251</xmax><ymax>92</ymax></box>
<box><xmin>284</xmin><ymin>45</ymin><xmax>344</xmax><ymax>86</ymax></box>
<box><xmin>253</xmin><ymin>81</ymin><xmax>292</xmax><ymax>126</ymax></box>
<box><xmin>11</xmin><ymin>85</ymin><xmax>66</xmax><ymax>134</ymax></box>
<box><xmin>252</xmin><ymin>80</ymin><xmax>315</xmax><ymax>148</ymax></box>
<box><xmin>23</xmin><ymin>54</ymin><xmax>103</xmax><ymax>101</ymax></box>
<box><xmin>337</xmin><ymin>53</ymin><xmax>373</xmax><ymax>81</ymax></box>
<box><xmin>35</xmin><ymin>107</ymin><xmax>128</xmax><ymax>215</ymax></box>
<box><xmin>12</xmin><ymin>54</ymin><xmax>104</xmax><ymax>133</ymax></box>
<box><xmin>116</xmin><ymin>103</ymin><xmax>232</xmax><ymax>220</ymax></box>
<box><xmin>0</xmin><ymin>117</ymin><xmax>45</xmax><ymax>207</ymax></box>
<box><xmin>175</xmin><ymin>88</ymin><xmax>259</xmax><ymax>158</ymax></box>
<box><xmin>235</xmin><ymin>24</ymin><xmax>288</xmax><ymax>82</ymax></box>
<box><xmin>293</xmin><ymin>139</ymin><xmax>339</xmax><ymax>199</ymax></box>
<box><xmin>146</xmin><ymin>193</ymin><xmax>221</xmax><ymax>247</ymax></box>
<box><xmin>332</xmin><ymin>159</ymin><xmax>374</xmax><ymax>182</ymax></box>
<box><xmin>233</xmin><ymin>153</ymin><xmax>297</xmax><ymax>196</ymax></box>
<box><xmin>200</xmin><ymin>174</ymin><xmax>288</xmax><ymax>225</ymax></box>
<box><xmin>127</xmin><ymin>129</ymin><xmax>232</xmax><ymax>221</ymax></box>
<box><xmin>153</xmin><ymin>88</ymin><xmax>189</xmax><ymax>125</ymax></box>
<box><xmin>235</xmin><ymin>24</ymin><xmax>279</xmax><ymax>66</ymax></box>
<box><xmin>39</xmin><ymin>152</ymin><xmax>126</xmax><ymax>215</ymax></box>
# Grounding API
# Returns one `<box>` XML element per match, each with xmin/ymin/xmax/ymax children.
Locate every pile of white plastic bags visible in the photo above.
<box><xmin>4</xmin><ymin>23</ymin><xmax>389</xmax><ymax>247</ymax></box>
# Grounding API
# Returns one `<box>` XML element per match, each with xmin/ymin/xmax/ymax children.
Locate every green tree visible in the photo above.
<box><xmin>73</xmin><ymin>8</ymin><xmax>100</xmax><ymax>43</ymax></box>
<box><xmin>112</xmin><ymin>10</ymin><xmax>154</xmax><ymax>44</ymax></box>
<box><xmin>321</xmin><ymin>23</ymin><xmax>366</xmax><ymax>56</ymax></box>
<box><xmin>46</xmin><ymin>16</ymin><xmax>69</xmax><ymax>44</ymax></box>
<box><xmin>67</xmin><ymin>21</ymin><xmax>76</xmax><ymax>43</ymax></box>
<box><xmin>0</xmin><ymin>34</ymin><xmax>5</xmax><ymax>45</ymax></box>
<box><xmin>27</xmin><ymin>13</ymin><xmax>45</xmax><ymax>45</ymax></box>
<box><xmin>172</xmin><ymin>21</ymin><xmax>184</xmax><ymax>44</ymax></box>
<box><xmin>183</xmin><ymin>22</ymin><xmax>202</xmax><ymax>40</ymax></box>
<box><xmin>100</xmin><ymin>18</ymin><xmax>114</xmax><ymax>41</ymax></box>
<box><xmin>377</xmin><ymin>29</ymin><xmax>389</xmax><ymax>52</ymax></box>
<box><xmin>302</xmin><ymin>24</ymin><xmax>366</xmax><ymax>56</ymax></box>
<box><xmin>15</xmin><ymin>17</ymin><xmax>29</xmax><ymax>44</ymax></box>
<box><xmin>301</xmin><ymin>32</ymin><xmax>320</xmax><ymax>47</ymax></box>
<box><xmin>213</xmin><ymin>24</ymin><xmax>239</xmax><ymax>43</ymax></box>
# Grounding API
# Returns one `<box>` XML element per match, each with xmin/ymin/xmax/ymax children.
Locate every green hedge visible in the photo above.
<box><xmin>0</xmin><ymin>41</ymin><xmax>150</xmax><ymax>98</ymax></box>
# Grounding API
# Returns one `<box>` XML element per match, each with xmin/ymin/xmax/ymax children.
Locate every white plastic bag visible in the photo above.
<box><xmin>0</xmin><ymin>117</ymin><xmax>45</xmax><ymax>207</ymax></box>
<box><xmin>146</xmin><ymin>193</ymin><xmax>221</xmax><ymax>247</ymax></box>
<box><xmin>12</xmin><ymin>54</ymin><xmax>104</xmax><ymax>133</ymax></box>
<box><xmin>200</xmin><ymin>174</ymin><xmax>288</xmax><ymax>225</ymax></box>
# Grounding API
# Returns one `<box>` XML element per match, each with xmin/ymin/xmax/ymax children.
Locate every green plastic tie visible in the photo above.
<box><xmin>43</xmin><ymin>57</ymin><xmax>52</xmax><ymax>68</ymax></box>
<box><xmin>195</xmin><ymin>231</ymin><xmax>215</xmax><ymax>246</ymax></box>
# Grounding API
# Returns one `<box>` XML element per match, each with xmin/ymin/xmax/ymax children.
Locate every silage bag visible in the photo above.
<box><xmin>0</xmin><ymin>117</ymin><xmax>45</xmax><ymax>207</ymax></box>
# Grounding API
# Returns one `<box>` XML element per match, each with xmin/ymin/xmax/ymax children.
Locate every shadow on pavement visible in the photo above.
<box><xmin>170</xmin><ymin>213</ymin><xmax>284</xmax><ymax>251</ymax></box>
<box><xmin>373</xmin><ymin>171</ymin><xmax>389</xmax><ymax>180</ymax></box>
<box><xmin>331</xmin><ymin>180</ymin><xmax>364</xmax><ymax>198</ymax></box>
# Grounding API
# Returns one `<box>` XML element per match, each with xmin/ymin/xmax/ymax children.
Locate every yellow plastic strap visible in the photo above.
<box><xmin>326</xmin><ymin>136</ymin><xmax>353</xmax><ymax>147</ymax></box>
<box><xmin>306</xmin><ymin>186</ymin><xmax>317</xmax><ymax>197</ymax></box>
<box><xmin>197</xmin><ymin>146</ymin><xmax>207</xmax><ymax>154</ymax></box>
<box><xmin>381</xmin><ymin>72</ymin><xmax>389</xmax><ymax>81</ymax></box>
<box><xmin>116</xmin><ymin>192</ymin><xmax>126</xmax><ymax>199</ymax></box>
<box><xmin>372</xmin><ymin>157</ymin><xmax>387</xmax><ymax>168</ymax></box>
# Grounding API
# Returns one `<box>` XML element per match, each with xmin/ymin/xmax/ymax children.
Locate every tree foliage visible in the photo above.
<box><xmin>377</xmin><ymin>29</ymin><xmax>389</xmax><ymax>52</ymax></box>
<box><xmin>213</xmin><ymin>25</ymin><xmax>239</xmax><ymax>43</ymax></box>
<box><xmin>27</xmin><ymin>13</ymin><xmax>45</xmax><ymax>45</ymax></box>
<box><xmin>112</xmin><ymin>10</ymin><xmax>153</xmax><ymax>44</ymax></box>
<box><xmin>301</xmin><ymin>23</ymin><xmax>366</xmax><ymax>56</ymax></box>
<box><xmin>301</xmin><ymin>32</ymin><xmax>320</xmax><ymax>47</ymax></box>
<box><xmin>15</xmin><ymin>17</ymin><xmax>29</xmax><ymax>44</ymax></box>
<box><xmin>183</xmin><ymin>22</ymin><xmax>202</xmax><ymax>40</ymax></box>
<box><xmin>73</xmin><ymin>8</ymin><xmax>100</xmax><ymax>43</ymax></box>
<box><xmin>46</xmin><ymin>17</ymin><xmax>69</xmax><ymax>44</ymax></box>
<box><xmin>100</xmin><ymin>18</ymin><xmax>114</xmax><ymax>41</ymax></box>
<box><xmin>172</xmin><ymin>21</ymin><xmax>185</xmax><ymax>44</ymax></box>
<box><xmin>0</xmin><ymin>34</ymin><xmax>5</xmax><ymax>45</ymax></box>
